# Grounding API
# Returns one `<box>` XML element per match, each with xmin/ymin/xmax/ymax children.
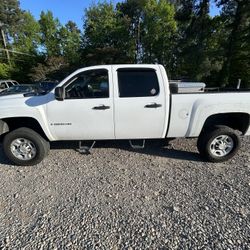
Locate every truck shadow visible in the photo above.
<box><xmin>0</xmin><ymin>140</ymin><xmax>202</xmax><ymax>166</ymax></box>
<box><xmin>50</xmin><ymin>140</ymin><xmax>203</xmax><ymax>162</ymax></box>
<box><xmin>0</xmin><ymin>147</ymin><xmax>12</xmax><ymax>165</ymax></box>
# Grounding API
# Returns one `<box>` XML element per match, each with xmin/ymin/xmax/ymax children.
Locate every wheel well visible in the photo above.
<box><xmin>1</xmin><ymin>117</ymin><xmax>49</xmax><ymax>141</ymax></box>
<box><xmin>202</xmin><ymin>113</ymin><xmax>250</xmax><ymax>135</ymax></box>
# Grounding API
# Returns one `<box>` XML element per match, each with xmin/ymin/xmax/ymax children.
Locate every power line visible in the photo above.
<box><xmin>0</xmin><ymin>48</ymin><xmax>35</xmax><ymax>57</ymax></box>
<box><xmin>0</xmin><ymin>56</ymin><xmax>26</xmax><ymax>62</ymax></box>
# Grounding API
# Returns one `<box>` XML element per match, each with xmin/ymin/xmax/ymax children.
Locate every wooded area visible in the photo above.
<box><xmin>0</xmin><ymin>0</ymin><xmax>249</xmax><ymax>87</ymax></box>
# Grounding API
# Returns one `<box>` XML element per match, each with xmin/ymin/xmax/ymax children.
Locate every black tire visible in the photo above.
<box><xmin>3</xmin><ymin>127</ymin><xmax>50</xmax><ymax>166</ymax></box>
<box><xmin>197</xmin><ymin>125</ymin><xmax>240</xmax><ymax>162</ymax></box>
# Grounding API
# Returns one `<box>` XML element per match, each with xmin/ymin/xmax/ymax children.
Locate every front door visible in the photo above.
<box><xmin>46</xmin><ymin>66</ymin><xmax>115</xmax><ymax>140</ymax></box>
<box><xmin>113</xmin><ymin>66</ymin><xmax>166</xmax><ymax>139</ymax></box>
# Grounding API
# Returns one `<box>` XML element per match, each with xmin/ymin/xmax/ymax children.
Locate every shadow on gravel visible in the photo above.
<box><xmin>50</xmin><ymin>140</ymin><xmax>203</xmax><ymax>162</ymax></box>
<box><xmin>0</xmin><ymin>140</ymin><xmax>202</xmax><ymax>165</ymax></box>
<box><xmin>0</xmin><ymin>146</ymin><xmax>12</xmax><ymax>165</ymax></box>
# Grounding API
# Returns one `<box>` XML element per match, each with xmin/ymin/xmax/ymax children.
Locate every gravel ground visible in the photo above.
<box><xmin>0</xmin><ymin>137</ymin><xmax>250</xmax><ymax>249</ymax></box>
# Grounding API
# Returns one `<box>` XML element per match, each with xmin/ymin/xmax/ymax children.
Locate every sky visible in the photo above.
<box><xmin>20</xmin><ymin>0</ymin><xmax>221</xmax><ymax>30</ymax></box>
<box><xmin>19</xmin><ymin>0</ymin><xmax>120</xmax><ymax>29</ymax></box>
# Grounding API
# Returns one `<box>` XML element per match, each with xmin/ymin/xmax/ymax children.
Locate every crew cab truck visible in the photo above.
<box><xmin>0</xmin><ymin>64</ymin><xmax>249</xmax><ymax>166</ymax></box>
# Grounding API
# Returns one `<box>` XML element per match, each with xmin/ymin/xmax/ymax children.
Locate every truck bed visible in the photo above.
<box><xmin>167</xmin><ymin>91</ymin><xmax>250</xmax><ymax>138</ymax></box>
<box><xmin>169</xmin><ymin>80</ymin><xmax>250</xmax><ymax>94</ymax></box>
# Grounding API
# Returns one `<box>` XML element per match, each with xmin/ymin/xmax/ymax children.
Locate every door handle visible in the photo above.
<box><xmin>145</xmin><ymin>103</ymin><xmax>162</xmax><ymax>108</ymax></box>
<box><xmin>92</xmin><ymin>105</ymin><xmax>110</xmax><ymax>110</ymax></box>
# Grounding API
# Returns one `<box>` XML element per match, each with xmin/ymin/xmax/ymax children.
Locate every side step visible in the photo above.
<box><xmin>77</xmin><ymin>141</ymin><xmax>96</xmax><ymax>154</ymax></box>
<box><xmin>77</xmin><ymin>139</ymin><xmax>146</xmax><ymax>153</ymax></box>
<box><xmin>129</xmin><ymin>140</ymin><xmax>145</xmax><ymax>149</ymax></box>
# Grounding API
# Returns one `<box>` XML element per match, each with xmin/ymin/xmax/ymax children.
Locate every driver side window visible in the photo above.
<box><xmin>65</xmin><ymin>69</ymin><xmax>109</xmax><ymax>99</ymax></box>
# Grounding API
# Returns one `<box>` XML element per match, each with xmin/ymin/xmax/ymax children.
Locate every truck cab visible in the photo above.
<box><xmin>49</xmin><ymin>64</ymin><xmax>169</xmax><ymax>140</ymax></box>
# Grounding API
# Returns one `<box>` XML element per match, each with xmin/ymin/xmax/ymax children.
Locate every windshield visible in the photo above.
<box><xmin>0</xmin><ymin>85</ymin><xmax>40</xmax><ymax>96</ymax></box>
<box><xmin>5</xmin><ymin>86</ymin><xmax>31</xmax><ymax>93</ymax></box>
<box><xmin>38</xmin><ymin>81</ymin><xmax>59</xmax><ymax>92</ymax></box>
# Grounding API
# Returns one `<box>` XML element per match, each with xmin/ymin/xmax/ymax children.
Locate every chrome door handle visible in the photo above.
<box><xmin>92</xmin><ymin>105</ymin><xmax>110</xmax><ymax>110</ymax></box>
<box><xmin>145</xmin><ymin>103</ymin><xmax>162</xmax><ymax>108</ymax></box>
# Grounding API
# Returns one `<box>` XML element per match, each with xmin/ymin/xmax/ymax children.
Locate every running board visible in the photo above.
<box><xmin>129</xmin><ymin>140</ymin><xmax>145</xmax><ymax>149</ymax></box>
<box><xmin>77</xmin><ymin>141</ymin><xmax>96</xmax><ymax>154</ymax></box>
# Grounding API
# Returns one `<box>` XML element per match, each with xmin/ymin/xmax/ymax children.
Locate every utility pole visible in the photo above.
<box><xmin>0</xmin><ymin>27</ymin><xmax>10</xmax><ymax>64</ymax></box>
<box><xmin>0</xmin><ymin>19</ymin><xmax>10</xmax><ymax>64</ymax></box>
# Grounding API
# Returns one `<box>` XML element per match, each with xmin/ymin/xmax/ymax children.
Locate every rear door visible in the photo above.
<box><xmin>113</xmin><ymin>65</ymin><xmax>166</xmax><ymax>139</ymax></box>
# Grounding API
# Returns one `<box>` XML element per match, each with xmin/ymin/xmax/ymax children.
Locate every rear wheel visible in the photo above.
<box><xmin>197</xmin><ymin>126</ymin><xmax>240</xmax><ymax>162</ymax></box>
<box><xmin>3</xmin><ymin>127</ymin><xmax>50</xmax><ymax>166</ymax></box>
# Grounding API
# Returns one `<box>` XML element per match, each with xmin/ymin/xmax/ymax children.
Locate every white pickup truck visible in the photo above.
<box><xmin>0</xmin><ymin>64</ymin><xmax>249</xmax><ymax>166</ymax></box>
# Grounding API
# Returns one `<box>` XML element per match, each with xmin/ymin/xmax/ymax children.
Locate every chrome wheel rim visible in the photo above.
<box><xmin>210</xmin><ymin>135</ymin><xmax>234</xmax><ymax>157</ymax></box>
<box><xmin>10</xmin><ymin>138</ymin><xmax>37</xmax><ymax>160</ymax></box>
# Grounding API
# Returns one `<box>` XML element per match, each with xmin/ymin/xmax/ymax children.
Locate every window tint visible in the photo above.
<box><xmin>118</xmin><ymin>69</ymin><xmax>159</xmax><ymax>98</ymax></box>
<box><xmin>65</xmin><ymin>69</ymin><xmax>109</xmax><ymax>99</ymax></box>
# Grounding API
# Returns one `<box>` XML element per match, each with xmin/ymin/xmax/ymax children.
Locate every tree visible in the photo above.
<box><xmin>0</xmin><ymin>0</ymin><xmax>22</xmax><ymax>64</ymax></box>
<box><xmin>12</xmin><ymin>11</ymin><xmax>40</xmax><ymax>54</ymax></box>
<box><xmin>0</xmin><ymin>63</ymin><xmax>12</xmax><ymax>78</ymax></box>
<box><xmin>117</xmin><ymin>0</ymin><xmax>146</xmax><ymax>62</ymax></box>
<box><xmin>59</xmin><ymin>21</ymin><xmax>81</xmax><ymax>65</ymax></box>
<box><xmin>191</xmin><ymin>0</ymin><xmax>213</xmax><ymax>80</ymax></box>
<box><xmin>216</xmin><ymin>0</ymin><xmax>250</xmax><ymax>87</ymax></box>
<box><xmin>142</xmin><ymin>0</ymin><xmax>177</xmax><ymax>73</ymax></box>
<box><xmin>82</xmin><ymin>2</ymin><xmax>133</xmax><ymax>65</ymax></box>
<box><xmin>117</xmin><ymin>0</ymin><xmax>177</xmax><ymax>68</ymax></box>
<box><xmin>172</xmin><ymin>0</ymin><xmax>193</xmax><ymax>79</ymax></box>
<box><xmin>39</xmin><ymin>11</ymin><xmax>61</xmax><ymax>57</ymax></box>
<box><xmin>0</xmin><ymin>0</ymin><xmax>21</xmax><ymax>30</ymax></box>
<box><xmin>0</xmin><ymin>2</ymin><xmax>39</xmax><ymax>81</ymax></box>
<box><xmin>29</xmin><ymin>56</ymin><xmax>69</xmax><ymax>81</ymax></box>
<box><xmin>5</xmin><ymin>11</ymin><xmax>41</xmax><ymax>82</ymax></box>
<box><xmin>0</xmin><ymin>0</ymin><xmax>248</xmax><ymax>88</ymax></box>
<box><xmin>173</xmin><ymin>0</ymin><xmax>217</xmax><ymax>82</ymax></box>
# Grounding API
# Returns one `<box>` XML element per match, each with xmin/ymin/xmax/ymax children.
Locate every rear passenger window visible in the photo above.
<box><xmin>118</xmin><ymin>69</ymin><xmax>159</xmax><ymax>97</ymax></box>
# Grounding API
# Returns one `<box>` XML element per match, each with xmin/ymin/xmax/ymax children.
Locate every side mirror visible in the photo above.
<box><xmin>54</xmin><ymin>87</ymin><xmax>65</xmax><ymax>101</ymax></box>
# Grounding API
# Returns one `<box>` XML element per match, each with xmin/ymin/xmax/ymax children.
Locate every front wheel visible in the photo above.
<box><xmin>3</xmin><ymin>127</ymin><xmax>50</xmax><ymax>166</ymax></box>
<box><xmin>197</xmin><ymin>126</ymin><xmax>241</xmax><ymax>162</ymax></box>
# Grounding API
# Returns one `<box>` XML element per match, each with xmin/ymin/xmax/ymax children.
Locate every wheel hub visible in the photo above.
<box><xmin>19</xmin><ymin>144</ymin><xmax>30</xmax><ymax>154</ymax></box>
<box><xmin>10</xmin><ymin>138</ymin><xmax>37</xmax><ymax>161</ymax></box>
<box><xmin>218</xmin><ymin>142</ymin><xmax>226</xmax><ymax>150</ymax></box>
<box><xmin>210</xmin><ymin>135</ymin><xmax>234</xmax><ymax>157</ymax></box>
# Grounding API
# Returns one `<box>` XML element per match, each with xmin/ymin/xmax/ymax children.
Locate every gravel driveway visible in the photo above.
<box><xmin>0</xmin><ymin>137</ymin><xmax>250</xmax><ymax>249</ymax></box>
